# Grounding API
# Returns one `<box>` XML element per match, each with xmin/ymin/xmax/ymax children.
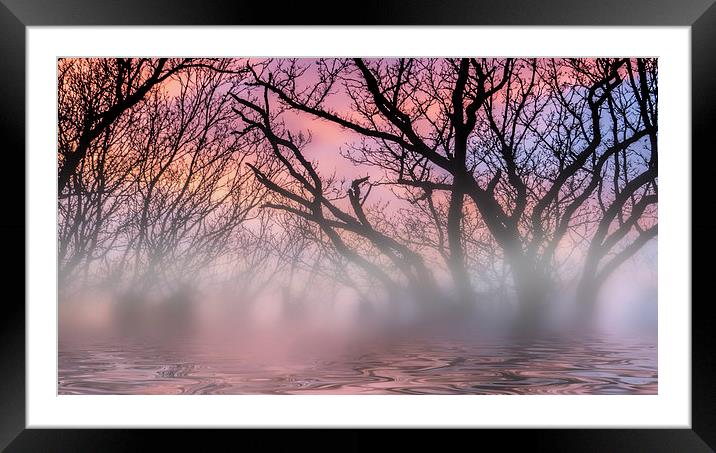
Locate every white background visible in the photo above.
<box><xmin>27</xmin><ymin>26</ymin><xmax>690</xmax><ymax>428</ymax></box>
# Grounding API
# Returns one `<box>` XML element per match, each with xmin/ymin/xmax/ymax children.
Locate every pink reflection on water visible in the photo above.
<box><xmin>59</xmin><ymin>332</ymin><xmax>656</xmax><ymax>395</ymax></box>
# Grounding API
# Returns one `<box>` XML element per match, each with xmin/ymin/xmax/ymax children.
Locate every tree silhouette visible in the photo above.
<box><xmin>57</xmin><ymin>57</ymin><xmax>658</xmax><ymax>333</ymax></box>
<box><xmin>240</xmin><ymin>57</ymin><xmax>657</xmax><ymax>329</ymax></box>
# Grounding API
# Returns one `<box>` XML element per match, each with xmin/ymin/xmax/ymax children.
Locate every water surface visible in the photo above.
<box><xmin>59</xmin><ymin>335</ymin><xmax>657</xmax><ymax>395</ymax></box>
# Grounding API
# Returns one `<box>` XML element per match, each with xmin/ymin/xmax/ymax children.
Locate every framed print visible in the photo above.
<box><xmin>3</xmin><ymin>0</ymin><xmax>715</xmax><ymax>450</ymax></box>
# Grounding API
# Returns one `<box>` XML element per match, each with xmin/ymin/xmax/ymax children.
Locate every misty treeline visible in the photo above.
<box><xmin>58</xmin><ymin>57</ymin><xmax>657</xmax><ymax>330</ymax></box>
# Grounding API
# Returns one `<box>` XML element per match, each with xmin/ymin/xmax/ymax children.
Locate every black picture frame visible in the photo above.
<box><xmin>2</xmin><ymin>0</ymin><xmax>713</xmax><ymax>450</ymax></box>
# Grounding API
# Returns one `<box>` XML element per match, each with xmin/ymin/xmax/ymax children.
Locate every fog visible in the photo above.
<box><xmin>59</xmin><ymin>247</ymin><xmax>657</xmax><ymax>361</ymax></box>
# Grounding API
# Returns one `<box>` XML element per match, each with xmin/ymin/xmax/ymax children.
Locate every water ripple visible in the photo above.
<box><xmin>59</xmin><ymin>336</ymin><xmax>657</xmax><ymax>395</ymax></box>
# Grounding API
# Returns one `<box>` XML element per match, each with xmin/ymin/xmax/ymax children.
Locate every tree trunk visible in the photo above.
<box><xmin>575</xmin><ymin>277</ymin><xmax>600</xmax><ymax>328</ymax></box>
<box><xmin>446</xmin><ymin>176</ymin><xmax>475</xmax><ymax>309</ymax></box>
<box><xmin>574</xmin><ymin>246</ymin><xmax>604</xmax><ymax>328</ymax></box>
<box><xmin>508</xmin><ymin>250</ymin><xmax>553</xmax><ymax>335</ymax></box>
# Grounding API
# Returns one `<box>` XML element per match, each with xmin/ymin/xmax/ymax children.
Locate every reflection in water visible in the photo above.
<box><xmin>59</xmin><ymin>335</ymin><xmax>656</xmax><ymax>395</ymax></box>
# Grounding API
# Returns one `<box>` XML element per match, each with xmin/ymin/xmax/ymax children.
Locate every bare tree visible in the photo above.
<box><xmin>57</xmin><ymin>57</ymin><xmax>657</xmax><ymax>334</ymax></box>
<box><xmin>240</xmin><ymin>57</ymin><xmax>657</xmax><ymax>329</ymax></box>
<box><xmin>57</xmin><ymin>58</ymin><xmax>201</xmax><ymax>193</ymax></box>
<box><xmin>573</xmin><ymin>59</ymin><xmax>658</xmax><ymax>317</ymax></box>
<box><xmin>230</xmin><ymin>85</ymin><xmax>441</xmax><ymax>312</ymax></box>
<box><xmin>58</xmin><ymin>60</ymin><xmax>265</xmax><ymax>295</ymax></box>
